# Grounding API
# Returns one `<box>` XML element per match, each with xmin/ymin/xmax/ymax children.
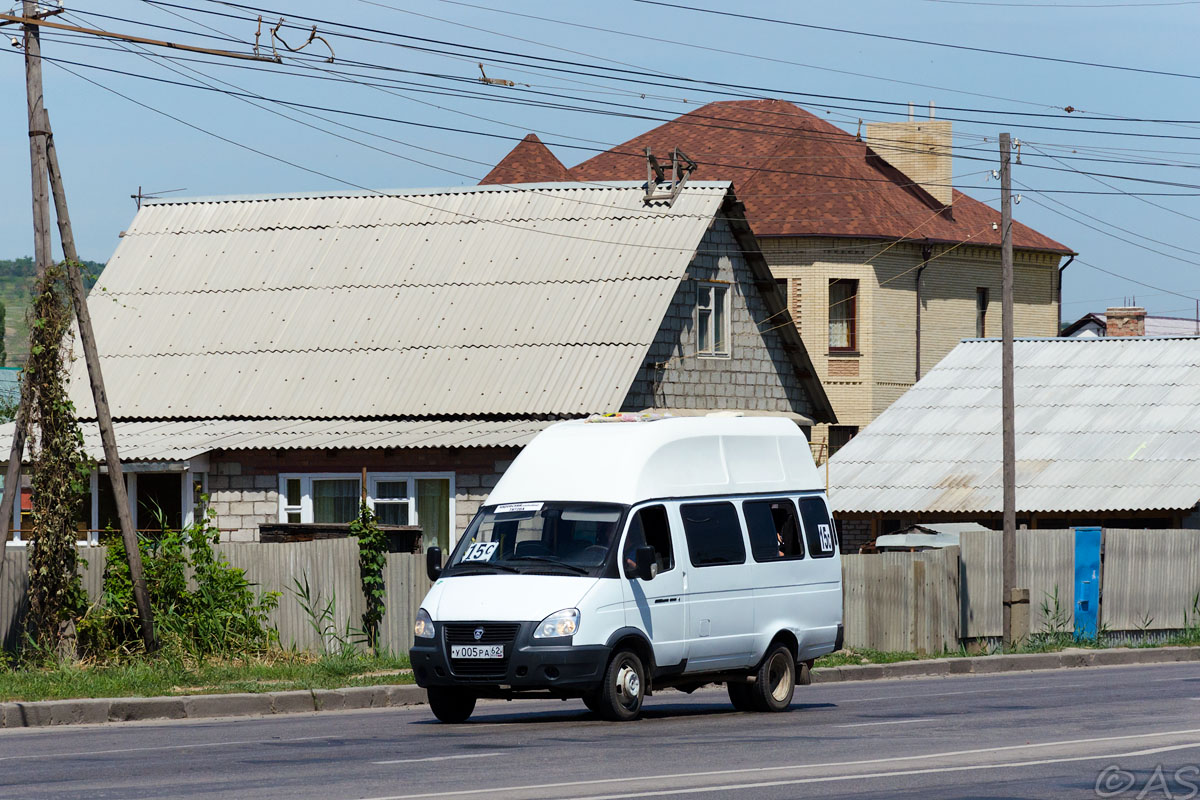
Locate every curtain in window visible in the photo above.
<box><xmin>313</xmin><ymin>479</ymin><xmax>360</xmax><ymax>523</ymax></box>
<box><xmin>417</xmin><ymin>478</ymin><xmax>451</xmax><ymax>550</ymax></box>
<box><xmin>829</xmin><ymin>281</ymin><xmax>854</xmax><ymax>349</ymax></box>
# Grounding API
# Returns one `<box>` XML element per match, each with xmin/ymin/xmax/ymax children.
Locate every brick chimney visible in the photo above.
<box><xmin>865</xmin><ymin>108</ymin><xmax>953</xmax><ymax>208</ymax></box>
<box><xmin>1105</xmin><ymin>307</ymin><xmax>1146</xmax><ymax>337</ymax></box>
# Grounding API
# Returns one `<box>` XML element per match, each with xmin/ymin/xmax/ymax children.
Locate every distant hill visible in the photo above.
<box><xmin>0</xmin><ymin>257</ymin><xmax>104</xmax><ymax>366</ymax></box>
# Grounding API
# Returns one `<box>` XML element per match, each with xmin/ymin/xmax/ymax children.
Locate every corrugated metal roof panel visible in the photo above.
<box><xmin>0</xmin><ymin>418</ymin><xmax>554</xmax><ymax>462</ymax></box>
<box><xmin>830</xmin><ymin>337</ymin><xmax>1200</xmax><ymax>514</ymax></box>
<box><xmin>74</xmin><ymin>183</ymin><xmax>727</xmax><ymax>419</ymax></box>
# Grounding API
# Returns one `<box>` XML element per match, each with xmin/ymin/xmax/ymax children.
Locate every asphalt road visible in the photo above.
<box><xmin>1</xmin><ymin>663</ymin><xmax>1199</xmax><ymax>800</ymax></box>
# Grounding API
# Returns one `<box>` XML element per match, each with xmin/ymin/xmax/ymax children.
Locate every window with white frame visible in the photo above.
<box><xmin>697</xmin><ymin>282</ymin><xmax>730</xmax><ymax>357</ymax></box>
<box><xmin>278</xmin><ymin>472</ymin><xmax>455</xmax><ymax>549</ymax></box>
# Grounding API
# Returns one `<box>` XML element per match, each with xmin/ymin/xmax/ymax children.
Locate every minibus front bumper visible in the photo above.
<box><xmin>409</xmin><ymin>621</ymin><xmax>608</xmax><ymax>693</ymax></box>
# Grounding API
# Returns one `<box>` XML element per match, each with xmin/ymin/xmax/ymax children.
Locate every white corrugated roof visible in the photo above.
<box><xmin>0</xmin><ymin>418</ymin><xmax>554</xmax><ymax>463</ymax></box>
<box><xmin>69</xmin><ymin>181</ymin><xmax>731</xmax><ymax>419</ymax></box>
<box><xmin>829</xmin><ymin>336</ymin><xmax>1200</xmax><ymax>514</ymax></box>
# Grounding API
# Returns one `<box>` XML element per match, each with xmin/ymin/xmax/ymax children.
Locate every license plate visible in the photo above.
<box><xmin>450</xmin><ymin>644</ymin><xmax>504</xmax><ymax>659</ymax></box>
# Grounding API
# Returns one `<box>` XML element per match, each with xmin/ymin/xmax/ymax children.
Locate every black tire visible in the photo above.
<box><xmin>427</xmin><ymin>687</ymin><xmax>477</xmax><ymax>723</ymax></box>
<box><xmin>597</xmin><ymin>649</ymin><xmax>646</xmax><ymax>721</ymax></box>
<box><xmin>750</xmin><ymin>644</ymin><xmax>796</xmax><ymax>712</ymax></box>
<box><xmin>727</xmin><ymin>681</ymin><xmax>756</xmax><ymax>712</ymax></box>
<box><xmin>582</xmin><ymin>692</ymin><xmax>604</xmax><ymax>715</ymax></box>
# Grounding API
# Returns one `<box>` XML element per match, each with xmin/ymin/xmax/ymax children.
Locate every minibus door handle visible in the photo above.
<box><xmin>682</xmin><ymin>570</ymin><xmax>688</xmax><ymax>591</ymax></box>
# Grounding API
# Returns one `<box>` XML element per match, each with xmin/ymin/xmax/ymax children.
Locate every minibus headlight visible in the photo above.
<box><xmin>414</xmin><ymin>608</ymin><xmax>436</xmax><ymax>639</ymax></box>
<box><xmin>533</xmin><ymin>608</ymin><xmax>579</xmax><ymax>639</ymax></box>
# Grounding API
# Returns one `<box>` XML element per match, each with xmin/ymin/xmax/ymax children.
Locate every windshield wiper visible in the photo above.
<box><xmin>449</xmin><ymin>562</ymin><xmax>520</xmax><ymax>574</ymax></box>
<box><xmin>510</xmin><ymin>556</ymin><xmax>590</xmax><ymax>575</ymax></box>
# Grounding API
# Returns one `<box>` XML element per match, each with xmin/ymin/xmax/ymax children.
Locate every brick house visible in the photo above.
<box><xmin>0</xmin><ymin>181</ymin><xmax>832</xmax><ymax>546</ymax></box>
<box><xmin>480</xmin><ymin>100</ymin><xmax>1074</xmax><ymax>459</ymax></box>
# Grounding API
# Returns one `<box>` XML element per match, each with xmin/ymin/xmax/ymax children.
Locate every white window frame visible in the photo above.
<box><xmin>277</xmin><ymin>471</ymin><xmax>457</xmax><ymax>545</ymax></box>
<box><xmin>696</xmin><ymin>281</ymin><xmax>731</xmax><ymax>358</ymax></box>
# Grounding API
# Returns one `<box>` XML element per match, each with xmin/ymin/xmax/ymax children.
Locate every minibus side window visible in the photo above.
<box><xmin>680</xmin><ymin>502</ymin><xmax>746</xmax><ymax>567</ymax></box>
<box><xmin>743</xmin><ymin>499</ymin><xmax>804</xmax><ymax>562</ymax></box>
<box><xmin>798</xmin><ymin>496</ymin><xmax>838</xmax><ymax>557</ymax></box>
<box><xmin>623</xmin><ymin>505</ymin><xmax>675</xmax><ymax>578</ymax></box>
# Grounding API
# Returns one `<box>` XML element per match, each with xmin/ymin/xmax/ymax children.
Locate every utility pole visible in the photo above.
<box><xmin>1</xmin><ymin>3</ymin><xmax>156</xmax><ymax>650</ymax></box>
<box><xmin>45</xmin><ymin>111</ymin><xmax>156</xmax><ymax>651</ymax></box>
<box><xmin>0</xmin><ymin>0</ymin><xmax>53</xmax><ymax>573</ymax></box>
<box><xmin>1000</xmin><ymin>133</ymin><xmax>1019</xmax><ymax>647</ymax></box>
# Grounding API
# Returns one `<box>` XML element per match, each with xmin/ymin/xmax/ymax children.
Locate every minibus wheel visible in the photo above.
<box><xmin>750</xmin><ymin>645</ymin><xmax>796</xmax><ymax>712</ymax></box>
<box><xmin>727</xmin><ymin>681</ymin><xmax>756</xmax><ymax>712</ymax></box>
<box><xmin>428</xmin><ymin>687</ymin><xmax>477</xmax><ymax>723</ymax></box>
<box><xmin>598</xmin><ymin>649</ymin><xmax>645</xmax><ymax>721</ymax></box>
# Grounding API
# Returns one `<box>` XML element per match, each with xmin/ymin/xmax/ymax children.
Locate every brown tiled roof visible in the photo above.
<box><xmin>479</xmin><ymin>133</ymin><xmax>574</xmax><ymax>185</ymax></box>
<box><xmin>568</xmin><ymin>100</ymin><xmax>1071</xmax><ymax>253</ymax></box>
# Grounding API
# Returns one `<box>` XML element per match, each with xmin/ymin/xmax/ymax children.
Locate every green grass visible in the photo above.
<box><xmin>0</xmin><ymin>652</ymin><xmax>414</xmax><ymax>703</ymax></box>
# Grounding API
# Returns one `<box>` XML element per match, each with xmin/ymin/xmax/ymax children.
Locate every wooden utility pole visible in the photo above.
<box><xmin>1000</xmin><ymin>133</ymin><xmax>1018</xmax><ymax>646</ymax></box>
<box><xmin>44</xmin><ymin>111</ymin><xmax>156</xmax><ymax>651</ymax></box>
<box><xmin>0</xmin><ymin>0</ymin><xmax>53</xmax><ymax>573</ymax></box>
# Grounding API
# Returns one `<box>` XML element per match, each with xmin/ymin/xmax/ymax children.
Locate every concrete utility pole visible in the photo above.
<box><xmin>0</xmin><ymin>0</ymin><xmax>53</xmax><ymax>573</ymax></box>
<box><xmin>44</xmin><ymin>111</ymin><xmax>156</xmax><ymax>651</ymax></box>
<box><xmin>999</xmin><ymin>133</ymin><xmax>1022</xmax><ymax>646</ymax></box>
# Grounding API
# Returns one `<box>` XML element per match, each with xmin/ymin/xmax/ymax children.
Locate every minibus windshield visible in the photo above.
<box><xmin>444</xmin><ymin>502</ymin><xmax>626</xmax><ymax>577</ymax></box>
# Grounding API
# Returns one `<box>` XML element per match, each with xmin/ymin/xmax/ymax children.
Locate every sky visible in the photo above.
<box><xmin>2</xmin><ymin>0</ymin><xmax>1199</xmax><ymax>324</ymax></box>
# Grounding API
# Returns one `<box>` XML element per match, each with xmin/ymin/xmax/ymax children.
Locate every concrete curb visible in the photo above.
<box><xmin>0</xmin><ymin>684</ymin><xmax>427</xmax><ymax>729</ymax></box>
<box><xmin>811</xmin><ymin>645</ymin><xmax>1200</xmax><ymax>683</ymax></box>
<box><xmin>2</xmin><ymin>646</ymin><xmax>1196</xmax><ymax>729</ymax></box>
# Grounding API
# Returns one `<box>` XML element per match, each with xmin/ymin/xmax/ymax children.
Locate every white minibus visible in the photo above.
<box><xmin>409</xmin><ymin>415</ymin><xmax>843</xmax><ymax>722</ymax></box>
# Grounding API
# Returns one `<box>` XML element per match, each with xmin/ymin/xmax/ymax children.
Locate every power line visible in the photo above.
<box><xmin>636</xmin><ymin>0</ymin><xmax>1200</xmax><ymax>81</ymax></box>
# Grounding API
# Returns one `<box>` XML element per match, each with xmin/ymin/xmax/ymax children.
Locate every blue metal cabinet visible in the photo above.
<box><xmin>1074</xmin><ymin>527</ymin><xmax>1102</xmax><ymax>639</ymax></box>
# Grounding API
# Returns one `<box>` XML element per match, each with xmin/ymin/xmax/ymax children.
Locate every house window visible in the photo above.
<box><xmin>829</xmin><ymin>279</ymin><xmax>857</xmax><ymax>352</ymax></box>
<box><xmin>976</xmin><ymin>288</ymin><xmax>990</xmax><ymax>338</ymax></box>
<box><xmin>278</xmin><ymin>472</ymin><xmax>455</xmax><ymax>548</ymax></box>
<box><xmin>828</xmin><ymin>425</ymin><xmax>858</xmax><ymax>457</ymax></box>
<box><xmin>697</xmin><ymin>282</ymin><xmax>730</xmax><ymax>357</ymax></box>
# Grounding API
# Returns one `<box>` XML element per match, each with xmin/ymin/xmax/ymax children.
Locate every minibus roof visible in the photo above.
<box><xmin>486</xmin><ymin>416</ymin><xmax>821</xmax><ymax>507</ymax></box>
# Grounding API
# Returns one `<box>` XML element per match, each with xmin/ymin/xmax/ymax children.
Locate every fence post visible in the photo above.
<box><xmin>912</xmin><ymin>558</ymin><xmax>926</xmax><ymax>654</ymax></box>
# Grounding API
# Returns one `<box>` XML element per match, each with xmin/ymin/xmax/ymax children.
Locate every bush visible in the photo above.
<box><xmin>78</xmin><ymin>509</ymin><xmax>280</xmax><ymax>661</ymax></box>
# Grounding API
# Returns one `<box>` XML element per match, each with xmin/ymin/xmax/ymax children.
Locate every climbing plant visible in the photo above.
<box><xmin>351</xmin><ymin>501</ymin><xmax>387</xmax><ymax>650</ymax></box>
<box><xmin>24</xmin><ymin>262</ymin><xmax>92</xmax><ymax>653</ymax></box>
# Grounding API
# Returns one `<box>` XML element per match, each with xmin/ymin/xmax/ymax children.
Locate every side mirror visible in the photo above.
<box><xmin>426</xmin><ymin>546</ymin><xmax>443</xmax><ymax>581</ymax></box>
<box><xmin>635</xmin><ymin>546</ymin><xmax>657</xmax><ymax>582</ymax></box>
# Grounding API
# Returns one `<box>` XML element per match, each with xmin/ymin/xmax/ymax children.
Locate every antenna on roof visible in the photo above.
<box><xmin>644</xmin><ymin>146</ymin><xmax>696</xmax><ymax>206</ymax></box>
<box><xmin>131</xmin><ymin>186</ymin><xmax>187</xmax><ymax>210</ymax></box>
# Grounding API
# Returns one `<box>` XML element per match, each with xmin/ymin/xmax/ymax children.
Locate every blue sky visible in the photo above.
<box><xmin>2</xmin><ymin>0</ymin><xmax>1199</xmax><ymax>323</ymax></box>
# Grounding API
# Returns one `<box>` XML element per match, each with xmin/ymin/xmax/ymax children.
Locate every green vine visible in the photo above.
<box><xmin>351</xmin><ymin>501</ymin><xmax>387</xmax><ymax>651</ymax></box>
<box><xmin>24</xmin><ymin>262</ymin><xmax>92</xmax><ymax>653</ymax></box>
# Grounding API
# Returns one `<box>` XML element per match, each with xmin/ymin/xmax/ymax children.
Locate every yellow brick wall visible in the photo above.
<box><xmin>762</xmin><ymin>237</ymin><xmax>1062</xmax><ymax>455</ymax></box>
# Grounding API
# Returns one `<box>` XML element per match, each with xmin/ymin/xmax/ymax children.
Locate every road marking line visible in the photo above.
<box><xmin>830</xmin><ymin>682</ymin><xmax>1088</xmax><ymax>704</ymax></box>
<box><xmin>836</xmin><ymin>718</ymin><xmax>933</xmax><ymax>728</ymax></box>
<box><xmin>538</xmin><ymin>742</ymin><xmax>1200</xmax><ymax>800</ymax></box>
<box><xmin>357</xmin><ymin>727</ymin><xmax>1200</xmax><ymax>800</ymax></box>
<box><xmin>374</xmin><ymin>753</ymin><xmax>501</xmax><ymax>765</ymax></box>
<box><xmin>0</xmin><ymin>735</ymin><xmax>329</xmax><ymax>762</ymax></box>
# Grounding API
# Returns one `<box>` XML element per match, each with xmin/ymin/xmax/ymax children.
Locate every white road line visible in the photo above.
<box><xmin>357</xmin><ymin>727</ymin><xmax>1200</xmax><ymax>800</ymax></box>
<box><xmin>830</xmin><ymin>682</ymin><xmax>1089</xmax><ymax>704</ymax></box>
<box><xmin>540</xmin><ymin>742</ymin><xmax>1200</xmax><ymax>800</ymax></box>
<box><xmin>0</xmin><ymin>735</ymin><xmax>329</xmax><ymax>762</ymax></box>
<box><xmin>374</xmin><ymin>753</ymin><xmax>502</xmax><ymax>765</ymax></box>
<box><xmin>836</xmin><ymin>718</ymin><xmax>933</xmax><ymax>728</ymax></box>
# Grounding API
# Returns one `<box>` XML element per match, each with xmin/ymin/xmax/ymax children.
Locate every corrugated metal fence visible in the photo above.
<box><xmin>959</xmin><ymin>529</ymin><xmax>1076</xmax><ymax>639</ymax></box>
<box><xmin>1102</xmin><ymin>529</ymin><xmax>1200</xmax><ymax>631</ymax></box>
<box><xmin>1</xmin><ymin>541</ymin><xmax>431</xmax><ymax>655</ymax></box>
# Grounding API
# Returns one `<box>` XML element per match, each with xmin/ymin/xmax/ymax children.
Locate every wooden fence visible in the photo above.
<box><xmin>0</xmin><ymin>540</ymin><xmax>432</xmax><ymax>655</ymax></box>
<box><xmin>5</xmin><ymin>528</ymin><xmax>1200</xmax><ymax>656</ymax></box>
<box><xmin>841</xmin><ymin>547</ymin><xmax>960</xmax><ymax>654</ymax></box>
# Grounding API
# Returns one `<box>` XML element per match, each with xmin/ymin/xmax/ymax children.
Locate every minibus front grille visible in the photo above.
<box><xmin>444</xmin><ymin>623</ymin><xmax>520</xmax><ymax>679</ymax></box>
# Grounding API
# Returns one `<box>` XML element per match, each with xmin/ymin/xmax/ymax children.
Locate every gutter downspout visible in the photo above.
<box><xmin>1057</xmin><ymin>254</ymin><xmax>1075</xmax><ymax>333</ymax></box>
<box><xmin>916</xmin><ymin>242</ymin><xmax>932</xmax><ymax>383</ymax></box>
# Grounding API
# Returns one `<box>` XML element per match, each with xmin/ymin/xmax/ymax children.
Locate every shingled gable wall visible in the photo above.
<box><xmin>621</xmin><ymin>218</ymin><xmax>813</xmax><ymax>421</ymax></box>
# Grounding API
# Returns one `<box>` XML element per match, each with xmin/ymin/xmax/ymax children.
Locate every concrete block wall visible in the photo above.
<box><xmin>206</xmin><ymin>447</ymin><xmax>518</xmax><ymax>543</ymax></box>
<box><xmin>622</xmin><ymin>219</ymin><xmax>813</xmax><ymax>417</ymax></box>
